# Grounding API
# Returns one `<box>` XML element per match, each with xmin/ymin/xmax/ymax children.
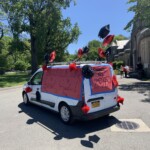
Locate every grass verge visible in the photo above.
<box><xmin>0</xmin><ymin>72</ymin><xmax>30</xmax><ymax>88</ymax></box>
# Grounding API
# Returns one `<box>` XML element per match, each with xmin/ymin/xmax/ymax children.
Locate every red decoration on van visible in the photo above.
<box><xmin>78</xmin><ymin>48</ymin><xmax>83</xmax><ymax>58</ymax></box>
<box><xmin>102</xmin><ymin>35</ymin><xmax>114</xmax><ymax>47</ymax></box>
<box><xmin>81</xmin><ymin>104</ymin><xmax>90</xmax><ymax>114</ymax></box>
<box><xmin>117</xmin><ymin>96</ymin><xmax>124</xmax><ymax>105</ymax></box>
<box><xmin>98</xmin><ymin>48</ymin><xmax>106</xmax><ymax>58</ymax></box>
<box><xmin>69</xmin><ymin>63</ymin><xmax>77</xmax><ymax>71</ymax></box>
<box><xmin>42</xmin><ymin>65</ymin><xmax>48</xmax><ymax>71</ymax></box>
<box><xmin>25</xmin><ymin>87</ymin><xmax>32</xmax><ymax>93</ymax></box>
<box><xmin>112</xmin><ymin>75</ymin><xmax>119</xmax><ymax>87</ymax></box>
<box><xmin>50</xmin><ymin>51</ymin><xmax>56</xmax><ymax>63</ymax></box>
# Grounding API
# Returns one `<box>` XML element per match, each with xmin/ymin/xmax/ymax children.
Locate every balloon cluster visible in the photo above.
<box><xmin>98</xmin><ymin>25</ymin><xmax>114</xmax><ymax>61</ymax></box>
<box><xmin>42</xmin><ymin>51</ymin><xmax>56</xmax><ymax>71</ymax></box>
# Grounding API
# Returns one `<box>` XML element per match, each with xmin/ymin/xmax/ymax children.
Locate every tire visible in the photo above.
<box><xmin>23</xmin><ymin>93</ymin><xmax>30</xmax><ymax>105</ymax></box>
<box><xmin>59</xmin><ymin>104</ymin><xmax>74</xmax><ymax>124</ymax></box>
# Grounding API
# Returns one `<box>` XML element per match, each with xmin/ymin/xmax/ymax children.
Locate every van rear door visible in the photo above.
<box><xmin>83</xmin><ymin>64</ymin><xmax>118</xmax><ymax>113</ymax></box>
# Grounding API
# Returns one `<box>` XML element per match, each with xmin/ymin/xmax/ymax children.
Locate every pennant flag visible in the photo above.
<box><xmin>49</xmin><ymin>51</ymin><xmax>56</xmax><ymax>63</ymax></box>
<box><xmin>77</xmin><ymin>48</ymin><xmax>83</xmax><ymax>58</ymax></box>
<box><xmin>98</xmin><ymin>48</ymin><xmax>106</xmax><ymax>58</ymax></box>
<box><xmin>102</xmin><ymin>35</ymin><xmax>114</xmax><ymax>47</ymax></box>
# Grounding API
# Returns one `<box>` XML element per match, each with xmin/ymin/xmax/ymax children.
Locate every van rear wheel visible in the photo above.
<box><xmin>59</xmin><ymin>104</ymin><xmax>74</xmax><ymax>124</ymax></box>
<box><xmin>23</xmin><ymin>93</ymin><xmax>30</xmax><ymax>105</ymax></box>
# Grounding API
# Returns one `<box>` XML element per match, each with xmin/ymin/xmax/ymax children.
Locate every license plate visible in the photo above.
<box><xmin>92</xmin><ymin>101</ymin><xmax>100</xmax><ymax>108</ymax></box>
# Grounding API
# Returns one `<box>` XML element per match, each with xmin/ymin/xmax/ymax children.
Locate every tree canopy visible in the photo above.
<box><xmin>0</xmin><ymin>0</ymin><xmax>80</xmax><ymax>73</ymax></box>
<box><xmin>125</xmin><ymin>0</ymin><xmax>150</xmax><ymax>31</ymax></box>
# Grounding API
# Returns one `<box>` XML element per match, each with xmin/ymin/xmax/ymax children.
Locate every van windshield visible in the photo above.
<box><xmin>90</xmin><ymin>65</ymin><xmax>113</xmax><ymax>94</ymax></box>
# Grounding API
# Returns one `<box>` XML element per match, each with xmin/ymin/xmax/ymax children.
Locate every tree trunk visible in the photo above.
<box><xmin>31</xmin><ymin>35</ymin><xmax>38</xmax><ymax>74</ymax></box>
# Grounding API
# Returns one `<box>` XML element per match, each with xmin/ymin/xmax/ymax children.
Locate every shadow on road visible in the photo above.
<box><xmin>119</xmin><ymin>82</ymin><xmax>150</xmax><ymax>94</ymax></box>
<box><xmin>18</xmin><ymin>102</ymin><xmax>120</xmax><ymax>148</ymax></box>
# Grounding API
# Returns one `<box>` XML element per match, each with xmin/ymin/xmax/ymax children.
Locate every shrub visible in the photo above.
<box><xmin>14</xmin><ymin>61</ymin><xmax>30</xmax><ymax>71</ymax></box>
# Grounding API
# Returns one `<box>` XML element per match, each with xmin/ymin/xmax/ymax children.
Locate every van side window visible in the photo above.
<box><xmin>31</xmin><ymin>72</ymin><xmax>43</xmax><ymax>85</ymax></box>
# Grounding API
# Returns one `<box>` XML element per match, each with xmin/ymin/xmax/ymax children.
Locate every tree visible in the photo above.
<box><xmin>0</xmin><ymin>0</ymin><xmax>80</xmax><ymax>73</ymax></box>
<box><xmin>114</xmin><ymin>34</ymin><xmax>128</xmax><ymax>41</ymax></box>
<box><xmin>125</xmin><ymin>0</ymin><xmax>150</xmax><ymax>31</ymax></box>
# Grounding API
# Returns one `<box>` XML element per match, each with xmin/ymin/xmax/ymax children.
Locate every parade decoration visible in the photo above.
<box><xmin>98</xmin><ymin>48</ymin><xmax>106</xmax><ymax>58</ymax></box>
<box><xmin>112</xmin><ymin>75</ymin><xmax>119</xmax><ymax>87</ymax></box>
<box><xmin>117</xmin><ymin>96</ymin><xmax>124</xmax><ymax>105</ymax></box>
<box><xmin>69</xmin><ymin>62</ymin><xmax>77</xmax><ymax>71</ymax></box>
<box><xmin>83</xmin><ymin>46</ymin><xmax>89</xmax><ymax>54</ymax></box>
<box><xmin>82</xmin><ymin>65</ymin><xmax>94</xmax><ymax>79</ymax></box>
<box><xmin>44</xmin><ymin>53</ymin><xmax>49</xmax><ymax>65</ymax></box>
<box><xmin>25</xmin><ymin>87</ymin><xmax>32</xmax><ymax>93</ymax></box>
<box><xmin>43</xmin><ymin>51</ymin><xmax>56</xmax><ymax>71</ymax></box>
<box><xmin>102</xmin><ymin>35</ymin><xmax>114</xmax><ymax>47</ymax></box>
<box><xmin>77</xmin><ymin>48</ymin><xmax>83</xmax><ymax>58</ymax></box>
<box><xmin>98</xmin><ymin>24</ymin><xmax>110</xmax><ymax>39</ymax></box>
<box><xmin>42</xmin><ymin>64</ymin><xmax>48</xmax><ymax>71</ymax></box>
<box><xmin>81</xmin><ymin>104</ymin><xmax>90</xmax><ymax>114</ymax></box>
<box><xmin>49</xmin><ymin>51</ymin><xmax>56</xmax><ymax>63</ymax></box>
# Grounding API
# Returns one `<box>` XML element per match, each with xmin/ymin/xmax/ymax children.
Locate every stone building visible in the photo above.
<box><xmin>131</xmin><ymin>20</ymin><xmax>150</xmax><ymax>77</ymax></box>
<box><xmin>111</xmin><ymin>40</ymin><xmax>131</xmax><ymax>66</ymax></box>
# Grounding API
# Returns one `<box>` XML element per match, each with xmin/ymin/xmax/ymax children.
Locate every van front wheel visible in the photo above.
<box><xmin>59</xmin><ymin>104</ymin><xmax>73</xmax><ymax>124</ymax></box>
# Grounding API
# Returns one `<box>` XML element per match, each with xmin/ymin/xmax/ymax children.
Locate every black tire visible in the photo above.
<box><xmin>59</xmin><ymin>104</ymin><xmax>74</xmax><ymax>124</ymax></box>
<box><xmin>23</xmin><ymin>93</ymin><xmax>30</xmax><ymax>105</ymax></box>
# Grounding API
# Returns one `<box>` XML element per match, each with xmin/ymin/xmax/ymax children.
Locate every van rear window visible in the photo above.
<box><xmin>41</xmin><ymin>68</ymin><xmax>82</xmax><ymax>100</ymax></box>
<box><xmin>90</xmin><ymin>66</ymin><xmax>113</xmax><ymax>94</ymax></box>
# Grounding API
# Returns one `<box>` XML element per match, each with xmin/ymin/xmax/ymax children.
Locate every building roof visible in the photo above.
<box><xmin>116</xmin><ymin>40</ymin><xmax>129</xmax><ymax>49</ymax></box>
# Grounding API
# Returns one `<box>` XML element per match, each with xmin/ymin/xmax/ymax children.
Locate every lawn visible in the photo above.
<box><xmin>0</xmin><ymin>72</ymin><xmax>30</xmax><ymax>88</ymax></box>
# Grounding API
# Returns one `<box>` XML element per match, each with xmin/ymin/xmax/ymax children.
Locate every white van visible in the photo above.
<box><xmin>22</xmin><ymin>62</ymin><xmax>121</xmax><ymax>124</ymax></box>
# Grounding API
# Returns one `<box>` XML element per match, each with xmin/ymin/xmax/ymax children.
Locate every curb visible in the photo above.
<box><xmin>0</xmin><ymin>85</ymin><xmax>22</xmax><ymax>91</ymax></box>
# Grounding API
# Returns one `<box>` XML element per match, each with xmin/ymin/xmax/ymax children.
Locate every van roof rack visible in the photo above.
<box><xmin>49</xmin><ymin>61</ymin><xmax>107</xmax><ymax>66</ymax></box>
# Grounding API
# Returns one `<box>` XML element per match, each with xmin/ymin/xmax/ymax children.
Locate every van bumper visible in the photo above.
<box><xmin>70</xmin><ymin>103</ymin><xmax>120</xmax><ymax>120</ymax></box>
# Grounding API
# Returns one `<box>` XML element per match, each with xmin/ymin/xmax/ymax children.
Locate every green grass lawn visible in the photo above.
<box><xmin>0</xmin><ymin>72</ymin><xmax>30</xmax><ymax>88</ymax></box>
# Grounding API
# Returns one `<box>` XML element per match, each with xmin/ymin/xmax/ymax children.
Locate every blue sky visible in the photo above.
<box><xmin>62</xmin><ymin>0</ymin><xmax>134</xmax><ymax>54</ymax></box>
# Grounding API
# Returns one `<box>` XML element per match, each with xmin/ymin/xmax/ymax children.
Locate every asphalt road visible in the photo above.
<box><xmin>0</xmin><ymin>77</ymin><xmax>150</xmax><ymax>150</ymax></box>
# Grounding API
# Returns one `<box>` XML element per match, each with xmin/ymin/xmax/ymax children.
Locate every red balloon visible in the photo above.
<box><xmin>102</xmin><ymin>35</ymin><xmax>114</xmax><ymax>47</ymax></box>
<box><xmin>49</xmin><ymin>51</ymin><xmax>56</xmax><ymax>62</ymax></box>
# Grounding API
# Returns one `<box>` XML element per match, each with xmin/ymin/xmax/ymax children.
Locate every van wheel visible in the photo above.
<box><xmin>59</xmin><ymin>104</ymin><xmax>74</xmax><ymax>124</ymax></box>
<box><xmin>23</xmin><ymin>93</ymin><xmax>30</xmax><ymax>105</ymax></box>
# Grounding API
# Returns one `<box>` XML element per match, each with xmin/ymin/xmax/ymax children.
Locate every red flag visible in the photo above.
<box><xmin>78</xmin><ymin>48</ymin><xmax>83</xmax><ymax>58</ymax></box>
<box><xmin>102</xmin><ymin>35</ymin><xmax>114</xmax><ymax>47</ymax></box>
<box><xmin>49</xmin><ymin>51</ymin><xmax>56</xmax><ymax>62</ymax></box>
<box><xmin>98</xmin><ymin>48</ymin><xmax>106</xmax><ymax>58</ymax></box>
